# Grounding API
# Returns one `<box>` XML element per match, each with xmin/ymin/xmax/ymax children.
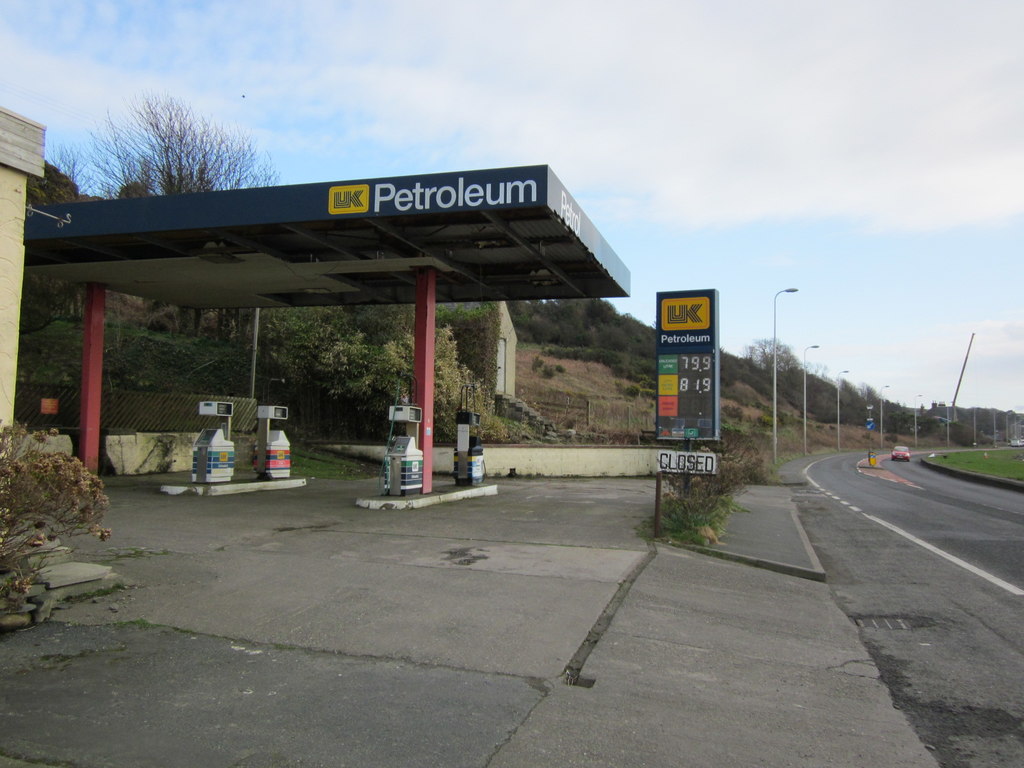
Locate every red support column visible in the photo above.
<box><xmin>413</xmin><ymin>269</ymin><xmax>436</xmax><ymax>493</ymax></box>
<box><xmin>80</xmin><ymin>283</ymin><xmax>106</xmax><ymax>473</ymax></box>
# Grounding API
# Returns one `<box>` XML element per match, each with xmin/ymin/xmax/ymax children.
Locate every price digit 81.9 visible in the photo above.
<box><xmin>678</xmin><ymin>377</ymin><xmax>713</xmax><ymax>393</ymax></box>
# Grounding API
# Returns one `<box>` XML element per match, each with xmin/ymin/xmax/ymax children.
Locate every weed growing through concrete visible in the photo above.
<box><xmin>659</xmin><ymin>431</ymin><xmax>769</xmax><ymax>546</ymax></box>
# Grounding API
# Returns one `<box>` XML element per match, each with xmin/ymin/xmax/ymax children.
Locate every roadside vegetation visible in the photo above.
<box><xmin>923</xmin><ymin>449</ymin><xmax>1024</xmax><ymax>482</ymax></box>
<box><xmin>654</xmin><ymin>431</ymin><xmax>770</xmax><ymax>546</ymax></box>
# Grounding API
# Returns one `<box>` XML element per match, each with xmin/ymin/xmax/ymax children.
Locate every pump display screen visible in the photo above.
<box><xmin>199</xmin><ymin>401</ymin><xmax>233</xmax><ymax>416</ymax></box>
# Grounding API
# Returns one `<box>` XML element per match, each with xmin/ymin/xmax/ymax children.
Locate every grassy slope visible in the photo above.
<box><xmin>924</xmin><ymin>449</ymin><xmax>1024</xmax><ymax>481</ymax></box>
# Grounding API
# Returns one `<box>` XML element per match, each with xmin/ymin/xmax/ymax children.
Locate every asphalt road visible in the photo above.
<box><xmin>793</xmin><ymin>451</ymin><xmax>1024</xmax><ymax>768</ymax></box>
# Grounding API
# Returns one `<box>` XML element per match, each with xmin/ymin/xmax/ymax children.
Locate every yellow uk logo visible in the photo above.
<box><xmin>328</xmin><ymin>184</ymin><xmax>370</xmax><ymax>214</ymax></box>
<box><xmin>661</xmin><ymin>297</ymin><xmax>710</xmax><ymax>330</ymax></box>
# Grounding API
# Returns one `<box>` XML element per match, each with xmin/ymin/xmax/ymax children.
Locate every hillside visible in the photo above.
<box><xmin>515</xmin><ymin>344</ymin><xmax>651</xmax><ymax>441</ymax></box>
<box><xmin>508</xmin><ymin>299</ymin><xmax>986</xmax><ymax>451</ymax></box>
<box><xmin>514</xmin><ymin>342</ymin><xmax>901</xmax><ymax>455</ymax></box>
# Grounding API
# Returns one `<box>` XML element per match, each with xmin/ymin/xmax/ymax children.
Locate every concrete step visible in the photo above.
<box><xmin>37</xmin><ymin>562</ymin><xmax>114</xmax><ymax>589</ymax></box>
<box><xmin>28</xmin><ymin>563</ymin><xmax>127</xmax><ymax>624</ymax></box>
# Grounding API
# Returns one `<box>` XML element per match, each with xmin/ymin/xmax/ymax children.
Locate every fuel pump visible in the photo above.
<box><xmin>192</xmin><ymin>401</ymin><xmax>235</xmax><ymax>483</ymax></box>
<box><xmin>383</xmin><ymin>404</ymin><xmax>424</xmax><ymax>496</ymax></box>
<box><xmin>453</xmin><ymin>385</ymin><xmax>484</xmax><ymax>486</ymax></box>
<box><xmin>254</xmin><ymin>405</ymin><xmax>290</xmax><ymax>480</ymax></box>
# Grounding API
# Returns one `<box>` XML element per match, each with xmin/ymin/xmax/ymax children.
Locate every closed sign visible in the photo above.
<box><xmin>657</xmin><ymin>450</ymin><xmax>719</xmax><ymax>475</ymax></box>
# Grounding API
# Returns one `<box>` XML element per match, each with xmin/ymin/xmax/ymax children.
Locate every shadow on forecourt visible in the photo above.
<box><xmin>0</xmin><ymin>462</ymin><xmax>938</xmax><ymax>768</ymax></box>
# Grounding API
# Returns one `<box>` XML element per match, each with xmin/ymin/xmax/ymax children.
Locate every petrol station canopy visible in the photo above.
<box><xmin>23</xmin><ymin>165</ymin><xmax>629</xmax><ymax>308</ymax></box>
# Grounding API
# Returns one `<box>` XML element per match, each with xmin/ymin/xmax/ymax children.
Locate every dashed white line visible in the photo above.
<box><xmin>802</xmin><ymin>460</ymin><xmax>1023</xmax><ymax>596</ymax></box>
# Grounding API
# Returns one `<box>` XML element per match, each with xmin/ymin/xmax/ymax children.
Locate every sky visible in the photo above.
<box><xmin>3</xmin><ymin>0</ymin><xmax>1022</xmax><ymax>413</ymax></box>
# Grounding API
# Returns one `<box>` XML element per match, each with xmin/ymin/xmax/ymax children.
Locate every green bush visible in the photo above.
<box><xmin>658</xmin><ymin>431</ymin><xmax>770</xmax><ymax>545</ymax></box>
<box><xmin>661</xmin><ymin>476</ymin><xmax>736</xmax><ymax>545</ymax></box>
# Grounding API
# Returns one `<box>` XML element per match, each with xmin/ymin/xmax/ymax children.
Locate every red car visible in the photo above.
<box><xmin>891</xmin><ymin>446</ymin><xmax>911</xmax><ymax>462</ymax></box>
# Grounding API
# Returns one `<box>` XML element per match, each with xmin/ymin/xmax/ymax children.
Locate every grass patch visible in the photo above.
<box><xmin>290</xmin><ymin>447</ymin><xmax>378</xmax><ymax>480</ymax></box>
<box><xmin>925</xmin><ymin>449</ymin><xmax>1024</xmax><ymax>481</ymax></box>
<box><xmin>63</xmin><ymin>584</ymin><xmax>128</xmax><ymax>603</ymax></box>
<box><xmin>113</xmin><ymin>618</ymin><xmax>160</xmax><ymax>629</ymax></box>
<box><xmin>102</xmin><ymin>546</ymin><xmax>170</xmax><ymax>561</ymax></box>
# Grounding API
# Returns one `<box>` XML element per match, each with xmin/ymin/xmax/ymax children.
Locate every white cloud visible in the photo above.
<box><xmin>9</xmin><ymin>0</ymin><xmax>1023</xmax><ymax>233</ymax></box>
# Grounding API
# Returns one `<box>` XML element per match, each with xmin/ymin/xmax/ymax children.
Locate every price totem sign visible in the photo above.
<box><xmin>656</xmin><ymin>290</ymin><xmax>720</xmax><ymax>441</ymax></box>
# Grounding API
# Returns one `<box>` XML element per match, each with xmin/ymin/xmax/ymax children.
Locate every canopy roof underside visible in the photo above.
<box><xmin>23</xmin><ymin>165</ymin><xmax>630</xmax><ymax>309</ymax></box>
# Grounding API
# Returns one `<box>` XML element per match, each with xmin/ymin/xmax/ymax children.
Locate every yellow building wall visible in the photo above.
<box><xmin>0</xmin><ymin>163</ymin><xmax>27</xmax><ymax>425</ymax></box>
<box><xmin>0</xmin><ymin>106</ymin><xmax>45</xmax><ymax>427</ymax></box>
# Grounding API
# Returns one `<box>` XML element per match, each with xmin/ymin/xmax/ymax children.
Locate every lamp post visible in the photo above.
<box><xmin>772</xmin><ymin>288</ymin><xmax>799</xmax><ymax>464</ymax></box>
<box><xmin>879</xmin><ymin>384</ymin><xmax>890</xmax><ymax>449</ymax></box>
<box><xmin>803</xmin><ymin>345</ymin><xmax>819</xmax><ymax>454</ymax></box>
<box><xmin>914</xmin><ymin>394</ymin><xmax>923</xmax><ymax>448</ymax></box>
<box><xmin>836</xmin><ymin>370</ymin><xmax>849</xmax><ymax>451</ymax></box>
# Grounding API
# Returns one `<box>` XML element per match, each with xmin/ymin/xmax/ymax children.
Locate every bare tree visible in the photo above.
<box><xmin>45</xmin><ymin>145</ymin><xmax>94</xmax><ymax>199</ymax></box>
<box><xmin>90</xmin><ymin>92</ymin><xmax>278</xmax><ymax>198</ymax></box>
<box><xmin>744</xmin><ymin>338</ymin><xmax>800</xmax><ymax>373</ymax></box>
<box><xmin>75</xmin><ymin>93</ymin><xmax>280</xmax><ymax>339</ymax></box>
<box><xmin>743</xmin><ymin>338</ymin><xmax>774</xmax><ymax>370</ymax></box>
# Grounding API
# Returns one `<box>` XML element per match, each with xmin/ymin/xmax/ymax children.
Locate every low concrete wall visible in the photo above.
<box><xmin>16</xmin><ymin>432</ymin><xmax>73</xmax><ymax>457</ymax></box>
<box><xmin>104</xmin><ymin>432</ymin><xmax>256</xmax><ymax>476</ymax></box>
<box><xmin>101</xmin><ymin>434</ymin><xmax>666</xmax><ymax>478</ymax></box>
<box><xmin>104</xmin><ymin>433</ymin><xmax>198</xmax><ymax>475</ymax></box>
<box><xmin>330</xmin><ymin>442</ymin><xmax>661</xmax><ymax>478</ymax></box>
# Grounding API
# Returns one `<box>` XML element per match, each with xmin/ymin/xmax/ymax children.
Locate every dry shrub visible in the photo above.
<box><xmin>0</xmin><ymin>425</ymin><xmax>111</xmax><ymax>612</ymax></box>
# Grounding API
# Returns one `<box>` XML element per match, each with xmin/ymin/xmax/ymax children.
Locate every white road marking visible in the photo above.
<box><xmin>862</xmin><ymin>514</ymin><xmax>1024</xmax><ymax>596</ymax></box>
<box><xmin>803</xmin><ymin>460</ymin><xmax>1023</xmax><ymax>595</ymax></box>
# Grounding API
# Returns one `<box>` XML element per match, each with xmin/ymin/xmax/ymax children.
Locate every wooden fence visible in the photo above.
<box><xmin>14</xmin><ymin>385</ymin><xmax>257</xmax><ymax>433</ymax></box>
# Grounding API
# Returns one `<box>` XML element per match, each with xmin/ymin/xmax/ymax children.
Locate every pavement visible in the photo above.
<box><xmin>0</xmin><ymin>464</ymin><xmax>938</xmax><ymax>768</ymax></box>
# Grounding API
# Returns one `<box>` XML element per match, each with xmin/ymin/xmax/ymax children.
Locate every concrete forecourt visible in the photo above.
<box><xmin>0</xmin><ymin>470</ymin><xmax>937</xmax><ymax>768</ymax></box>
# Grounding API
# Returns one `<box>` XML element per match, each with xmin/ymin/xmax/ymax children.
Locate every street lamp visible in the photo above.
<box><xmin>772</xmin><ymin>288</ymin><xmax>799</xmax><ymax>464</ymax></box>
<box><xmin>914</xmin><ymin>394</ymin><xmax>923</xmax><ymax>448</ymax></box>
<box><xmin>803</xmin><ymin>345</ymin><xmax>819</xmax><ymax>454</ymax></box>
<box><xmin>836</xmin><ymin>370</ymin><xmax>849</xmax><ymax>451</ymax></box>
<box><xmin>879</xmin><ymin>385</ymin><xmax>890</xmax><ymax>449</ymax></box>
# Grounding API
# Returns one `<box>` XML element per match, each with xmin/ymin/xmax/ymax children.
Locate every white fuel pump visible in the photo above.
<box><xmin>192</xmin><ymin>401</ymin><xmax>235</xmax><ymax>483</ymax></box>
<box><xmin>254</xmin><ymin>405</ymin><xmax>290</xmax><ymax>480</ymax></box>
<box><xmin>383</xmin><ymin>404</ymin><xmax>424</xmax><ymax>496</ymax></box>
